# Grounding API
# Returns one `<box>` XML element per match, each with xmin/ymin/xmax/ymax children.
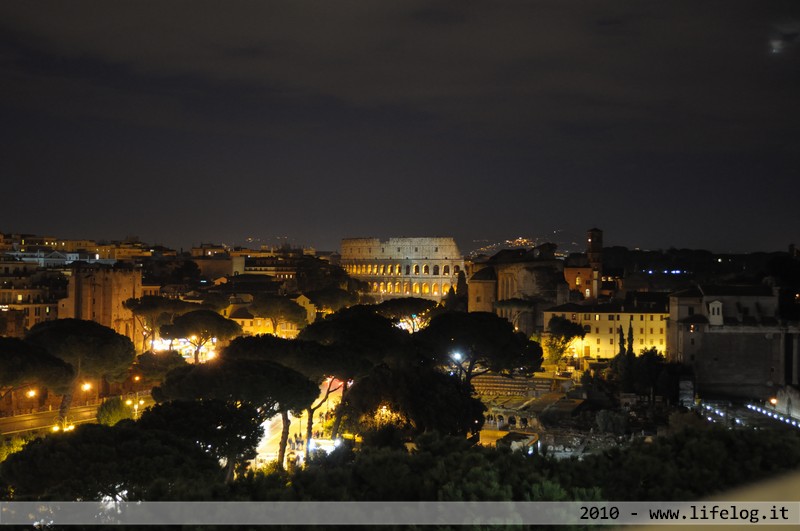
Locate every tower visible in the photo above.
<box><xmin>587</xmin><ymin>228</ymin><xmax>603</xmax><ymax>300</ymax></box>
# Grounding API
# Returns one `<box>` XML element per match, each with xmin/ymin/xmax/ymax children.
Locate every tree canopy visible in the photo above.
<box><xmin>131</xmin><ymin>350</ymin><xmax>188</xmax><ymax>386</ymax></box>
<box><xmin>0</xmin><ymin>337</ymin><xmax>74</xmax><ymax>398</ymax></box>
<box><xmin>123</xmin><ymin>296</ymin><xmax>199</xmax><ymax>352</ymax></box>
<box><xmin>138</xmin><ymin>399</ymin><xmax>265</xmax><ymax>482</ymax></box>
<box><xmin>25</xmin><ymin>319</ymin><xmax>136</xmax><ymax>418</ymax></box>
<box><xmin>248</xmin><ymin>296</ymin><xmax>308</xmax><ymax>337</ymax></box>
<box><xmin>343</xmin><ymin>364</ymin><xmax>486</xmax><ymax>438</ymax></box>
<box><xmin>373</xmin><ymin>297</ymin><xmax>437</xmax><ymax>331</ymax></box>
<box><xmin>416</xmin><ymin>312</ymin><xmax>543</xmax><ymax>387</ymax></box>
<box><xmin>154</xmin><ymin>357</ymin><xmax>318</xmax><ymax>468</ymax></box>
<box><xmin>160</xmin><ymin>309</ymin><xmax>241</xmax><ymax>363</ymax></box>
<box><xmin>544</xmin><ymin>315</ymin><xmax>586</xmax><ymax>364</ymax></box>
<box><xmin>0</xmin><ymin>423</ymin><xmax>222</xmax><ymax>500</ymax></box>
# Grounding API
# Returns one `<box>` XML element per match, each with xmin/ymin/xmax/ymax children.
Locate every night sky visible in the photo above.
<box><xmin>2</xmin><ymin>1</ymin><xmax>798</xmax><ymax>254</ymax></box>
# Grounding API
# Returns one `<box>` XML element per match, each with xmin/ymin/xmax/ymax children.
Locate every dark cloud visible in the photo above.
<box><xmin>0</xmin><ymin>0</ymin><xmax>798</xmax><ymax>252</ymax></box>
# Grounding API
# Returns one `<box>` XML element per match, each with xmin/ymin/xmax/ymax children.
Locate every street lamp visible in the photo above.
<box><xmin>126</xmin><ymin>398</ymin><xmax>145</xmax><ymax>419</ymax></box>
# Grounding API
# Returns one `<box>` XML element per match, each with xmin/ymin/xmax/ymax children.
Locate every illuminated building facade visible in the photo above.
<box><xmin>340</xmin><ymin>237</ymin><xmax>464</xmax><ymax>301</ymax></box>
<box><xmin>543</xmin><ymin>292</ymin><xmax>669</xmax><ymax>360</ymax></box>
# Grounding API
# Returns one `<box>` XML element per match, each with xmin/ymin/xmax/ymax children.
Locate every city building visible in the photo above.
<box><xmin>667</xmin><ymin>284</ymin><xmax>800</xmax><ymax>400</ymax></box>
<box><xmin>543</xmin><ymin>292</ymin><xmax>670</xmax><ymax>360</ymax></box>
<box><xmin>467</xmin><ymin>243</ymin><xmax>569</xmax><ymax>336</ymax></box>
<box><xmin>57</xmin><ymin>263</ymin><xmax>143</xmax><ymax>343</ymax></box>
<box><xmin>340</xmin><ymin>237</ymin><xmax>464</xmax><ymax>301</ymax></box>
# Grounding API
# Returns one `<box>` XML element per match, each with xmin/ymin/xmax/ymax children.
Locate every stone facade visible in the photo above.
<box><xmin>467</xmin><ymin>244</ymin><xmax>569</xmax><ymax>336</ymax></box>
<box><xmin>58</xmin><ymin>264</ymin><xmax>143</xmax><ymax>343</ymax></box>
<box><xmin>668</xmin><ymin>285</ymin><xmax>800</xmax><ymax>400</ymax></box>
<box><xmin>340</xmin><ymin>237</ymin><xmax>464</xmax><ymax>301</ymax></box>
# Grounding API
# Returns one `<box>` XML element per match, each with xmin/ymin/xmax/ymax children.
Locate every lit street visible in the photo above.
<box><xmin>253</xmin><ymin>380</ymin><xmax>342</xmax><ymax>468</ymax></box>
<box><xmin>0</xmin><ymin>405</ymin><xmax>98</xmax><ymax>436</ymax></box>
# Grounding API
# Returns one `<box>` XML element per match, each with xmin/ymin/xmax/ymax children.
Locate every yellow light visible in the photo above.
<box><xmin>125</xmin><ymin>399</ymin><xmax>133</xmax><ymax>405</ymax></box>
<box><xmin>26</xmin><ymin>389</ymin><xmax>37</xmax><ymax>398</ymax></box>
<box><xmin>133</xmin><ymin>375</ymin><xmax>141</xmax><ymax>382</ymax></box>
<box><xmin>81</xmin><ymin>383</ymin><xmax>92</xmax><ymax>392</ymax></box>
<box><xmin>206</xmin><ymin>351</ymin><xmax>216</xmax><ymax>360</ymax></box>
<box><xmin>770</xmin><ymin>397</ymin><xmax>778</xmax><ymax>406</ymax></box>
<box><xmin>52</xmin><ymin>425</ymin><xmax>60</xmax><ymax>432</ymax></box>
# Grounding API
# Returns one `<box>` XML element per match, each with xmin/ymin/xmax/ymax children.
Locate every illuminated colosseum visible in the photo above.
<box><xmin>340</xmin><ymin>237</ymin><xmax>464</xmax><ymax>301</ymax></box>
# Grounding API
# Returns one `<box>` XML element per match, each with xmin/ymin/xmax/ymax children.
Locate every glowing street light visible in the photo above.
<box><xmin>26</xmin><ymin>389</ymin><xmax>37</xmax><ymax>398</ymax></box>
<box><xmin>81</xmin><ymin>382</ymin><xmax>92</xmax><ymax>392</ymax></box>
<box><xmin>127</xmin><ymin>398</ymin><xmax>145</xmax><ymax>419</ymax></box>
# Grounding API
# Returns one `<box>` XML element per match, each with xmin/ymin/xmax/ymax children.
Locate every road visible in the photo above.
<box><xmin>0</xmin><ymin>395</ymin><xmax>155</xmax><ymax>436</ymax></box>
<box><xmin>0</xmin><ymin>405</ymin><xmax>98</xmax><ymax>435</ymax></box>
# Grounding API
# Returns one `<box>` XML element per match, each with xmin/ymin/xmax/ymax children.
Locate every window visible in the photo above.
<box><xmin>608</xmin><ymin>315</ymin><xmax>615</xmax><ymax>320</ymax></box>
<box><xmin>640</xmin><ymin>315</ymin><xmax>644</xmax><ymax>321</ymax></box>
<box><xmin>597</xmin><ymin>338</ymin><xmax>601</xmax><ymax>344</ymax></box>
<box><xmin>609</xmin><ymin>328</ymin><xmax>613</xmax><ymax>334</ymax></box>
<box><xmin>406</xmin><ymin>265</ymin><xmax>411</xmax><ymax>275</ymax></box>
<box><xmin>595</xmin><ymin>327</ymin><xmax>599</xmax><ymax>334</ymax></box>
<box><xmin>649</xmin><ymin>328</ymin><xmax>653</xmax><ymax>334</ymax></box>
<box><xmin>423</xmin><ymin>265</ymin><xmax>430</xmax><ymax>274</ymax></box>
<box><xmin>434</xmin><ymin>247</ymin><xmax>438</xmax><ymax>252</ymax></box>
<box><xmin>659</xmin><ymin>328</ymin><xmax>664</xmax><ymax>334</ymax></box>
<box><xmin>640</xmin><ymin>339</ymin><xmax>644</xmax><ymax>345</ymax></box>
<box><xmin>443</xmin><ymin>265</ymin><xmax>450</xmax><ymax>275</ymax></box>
<box><xmin>650</xmin><ymin>315</ymin><xmax>654</xmax><ymax>321</ymax></box>
<box><xmin>595</xmin><ymin>314</ymin><xmax>600</xmax><ymax>321</ymax></box>
<box><xmin>433</xmin><ymin>265</ymin><xmax>440</xmax><ymax>275</ymax></box>
<box><xmin>640</xmin><ymin>328</ymin><xmax>644</xmax><ymax>334</ymax></box>
<box><xmin>610</xmin><ymin>339</ymin><xmax>614</xmax><ymax>344</ymax></box>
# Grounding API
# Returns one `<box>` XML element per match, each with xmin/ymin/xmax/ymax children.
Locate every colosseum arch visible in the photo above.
<box><xmin>413</xmin><ymin>282</ymin><xmax>420</xmax><ymax>294</ymax></box>
<box><xmin>433</xmin><ymin>265</ymin><xmax>440</xmax><ymax>275</ymax></box>
<box><xmin>432</xmin><ymin>284</ymin><xmax>440</xmax><ymax>295</ymax></box>
<box><xmin>413</xmin><ymin>264</ymin><xmax>420</xmax><ymax>275</ymax></box>
<box><xmin>443</xmin><ymin>265</ymin><xmax>450</xmax><ymax>275</ymax></box>
<box><xmin>423</xmin><ymin>264</ymin><xmax>430</xmax><ymax>275</ymax></box>
<box><xmin>422</xmin><ymin>283</ymin><xmax>430</xmax><ymax>294</ymax></box>
<box><xmin>394</xmin><ymin>281</ymin><xmax>401</xmax><ymax>293</ymax></box>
